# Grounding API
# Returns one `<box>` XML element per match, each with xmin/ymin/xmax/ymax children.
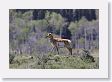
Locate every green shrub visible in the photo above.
<box><xmin>9</xmin><ymin>54</ymin><xmax>15</xmax><ymax>64</ymax></box>
<box><xmin>54</xmin><ymin>55</ymin><xmax>61</xmax><ymax>62</ymax></box>
<box><xmin>9</xmin><ymin>53</ymin><xmax>98</xmax><ymax>69</ymax></box>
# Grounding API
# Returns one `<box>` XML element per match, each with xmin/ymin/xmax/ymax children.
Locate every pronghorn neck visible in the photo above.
<box><xmin>49</xmin><ymin>37</ymin><xmax>54</xmax><ymax>41</ymax></box>
<box><xmin>49</xmin><ymin>36</ymin><xmax>53</xmax><ymax>40</ymax></box>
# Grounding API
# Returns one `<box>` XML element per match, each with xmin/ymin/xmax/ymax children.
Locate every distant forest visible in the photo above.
<box><xmin>15</xmin><ymin>9</ymin><xmax>98</xmax><ymax>21</ymax></box>
<box><xmin>9</xmin><ymin>9</ymin><xmax>99</xmax><ymax>55</ymax></box>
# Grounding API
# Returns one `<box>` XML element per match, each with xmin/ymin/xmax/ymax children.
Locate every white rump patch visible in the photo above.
<box><xmin>66</xmin><ymin>40</ymin><xmax>72</xmax><ymax>48</ymax></box>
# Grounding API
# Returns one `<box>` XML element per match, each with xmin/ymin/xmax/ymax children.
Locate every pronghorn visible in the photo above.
<box><xmin>46</xmin><ymin>33</ymin><xmax>72</xmax><ymax>55</ymax></box>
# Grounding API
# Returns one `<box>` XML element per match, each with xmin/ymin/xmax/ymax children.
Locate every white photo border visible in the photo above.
<box><xmin>0</xmin><ymin>0</ymin><xmax>108</xmax><ymax>78</ymax></box>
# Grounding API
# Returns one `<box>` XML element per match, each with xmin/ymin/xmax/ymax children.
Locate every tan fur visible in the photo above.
<box><xmin>46</xmin><ymin>33</ymin><xmax>72</xmax><ymax>55</ymax></box>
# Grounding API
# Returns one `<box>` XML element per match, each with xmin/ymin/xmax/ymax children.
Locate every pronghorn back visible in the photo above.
<box><xmin>54</xmin><ymin>38</ymin><xmax>72</xmax><ymax>48</ymax></box>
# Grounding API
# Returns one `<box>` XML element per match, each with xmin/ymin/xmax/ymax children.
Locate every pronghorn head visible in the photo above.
<box><xmin>46</xmin><ymin>33</ymin><xmax>53</xmax><ymax>39</ymax></box>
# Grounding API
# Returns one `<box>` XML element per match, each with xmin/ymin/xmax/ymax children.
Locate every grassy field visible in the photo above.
<box><xmin>9</xmin><ymin>49</ymin><xmax>99</xmax><ymax>69</ymax></box>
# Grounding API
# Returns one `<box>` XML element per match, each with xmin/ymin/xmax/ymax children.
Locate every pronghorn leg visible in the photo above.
<box><xmin>64</xmin><ymin>42</ymin><xmax>72</xmax><ymax>55</ymax></box>
<box><xmin>67</xmin><ymin>47</ymin><xmax>72</xmax><ymax>55</ymax></box>
<box><xmin>50</xmin><ymin>47</ymin><xmax>55</xmax><ymax>54</ymax></box>
<box><xmin>55</xmin><ymin>46</ymin><xmax>59</xmax><ymax>54</ymax></box>
<box><xmin>70</xmin><ymin>48</ymin><xmax>72</xmax><ymax>55</ymax></box>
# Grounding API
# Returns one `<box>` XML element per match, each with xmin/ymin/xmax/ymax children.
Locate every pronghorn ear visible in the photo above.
<box><xmin>49</xmin><ymin>33</ymin><xmax>52</xmax><ymax>35</ymax></box>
